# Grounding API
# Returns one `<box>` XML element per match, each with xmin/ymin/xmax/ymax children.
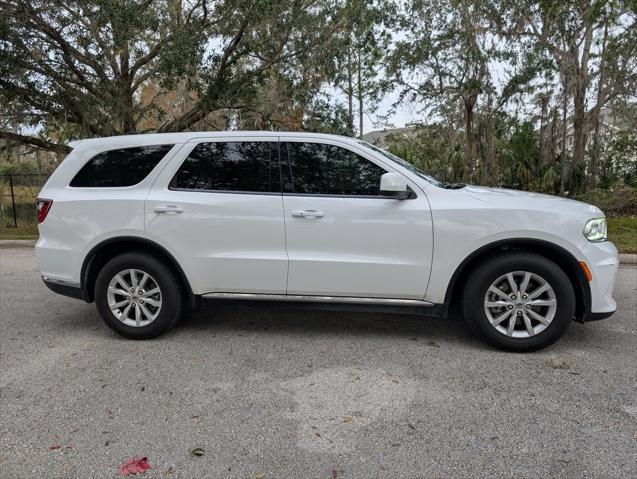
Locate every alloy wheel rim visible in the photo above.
<box><xmin>483</xmin><ymin>271</ymin><xmax>557</xmax><ymax>338</ymax></box>
<box><xmin>107</xmin><ymin>269</ymin><xmax>162</xmax><ymax>327</ymax></box>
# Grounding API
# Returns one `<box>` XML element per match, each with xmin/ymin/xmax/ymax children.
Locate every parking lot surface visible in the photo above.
<box><xmin>1</xmin><ymin>247</ymin><xmax>636</xmax><ymax>478</ymax></box>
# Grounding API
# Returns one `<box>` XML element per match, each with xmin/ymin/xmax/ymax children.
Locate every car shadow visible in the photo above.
<box><xmin>177</xmin><ymin>299</ymin><xmax>482</xmax><ymax>348</ymax></box>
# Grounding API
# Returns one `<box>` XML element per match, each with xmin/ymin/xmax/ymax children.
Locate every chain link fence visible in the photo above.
<box><xmin>0</xmin><ymin>174</ymin><xmax>48</xmax><ymax>230</ymax></box>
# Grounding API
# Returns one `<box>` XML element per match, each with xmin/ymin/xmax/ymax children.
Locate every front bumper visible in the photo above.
<box><xmin>581</xmin><ymin>240</ymin><xmax>619</xmax><ymax>320</ymax></box>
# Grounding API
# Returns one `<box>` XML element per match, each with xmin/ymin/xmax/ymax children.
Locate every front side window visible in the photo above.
<box><xmin>282</xmin><ymin>142</ymin><xmax>386</xmax><ymax>195</ymax></box>
<box><xmin>70</xmin><ymin>144</ymin><xmax>173</xmax><ymax>187</ymax></box>
<box><xmin>170</xmin><ymin>142</ymin><xmax>280</xmax><ymax>193</ymax></box>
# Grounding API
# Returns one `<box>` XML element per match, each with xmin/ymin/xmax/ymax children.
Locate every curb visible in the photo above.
<box><xmin>0</xmin><ymin>240</ymin><xmax>636</xmax><ymax>264</ymax></box>
<box><xmin>0</xmin><ymin>239</ymin><xmax>37</xmax><ymax>248</ymax></box>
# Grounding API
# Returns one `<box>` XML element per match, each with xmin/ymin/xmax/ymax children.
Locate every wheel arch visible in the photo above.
<box><xmin>80</xmin><ymin>236</ymin><xmax>196</xmax><ymax>309</ymax></box>
<box><xmin>443</xmin><ymin>238</ymin><xmax>591</xmax><ymax>322</ymax></box>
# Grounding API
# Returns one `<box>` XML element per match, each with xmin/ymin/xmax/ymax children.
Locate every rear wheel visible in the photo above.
<box><xmin>462</xmin><ymin>252</ymin><xmax>575</xmax><ymax>352</ymax></box>
<box><xmin>95</xmin><ymin>252</ymin><xmax>185</xmax><ymax>339</ymax></box>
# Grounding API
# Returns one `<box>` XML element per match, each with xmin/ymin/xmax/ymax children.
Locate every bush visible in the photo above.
<box><xmin>575</xmin><ymin>187</ymin><xmax>637</xmax><ymax>216</ymax></box>
<box><xmin>0</xmin><ymin>162</ymin><xmax>38</xmax><ymax>176</ymax></box>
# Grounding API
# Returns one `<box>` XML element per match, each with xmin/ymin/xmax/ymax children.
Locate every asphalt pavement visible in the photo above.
<box><xmin>1</xmin><ymin>247</ymin><xmax>635</xmax><ymax>478</ymax></box>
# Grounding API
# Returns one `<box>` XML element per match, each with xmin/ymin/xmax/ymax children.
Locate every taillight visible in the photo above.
<box><xmin>36</xmin><ymin>198</ymin><xmax>53</xmax><ymax>223</ymax></box>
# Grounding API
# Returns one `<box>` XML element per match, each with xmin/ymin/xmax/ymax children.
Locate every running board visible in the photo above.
<box><xmin>201</xmin><ymin>292</ymin><xmax>434</xmax><ymax>307</ymax></box>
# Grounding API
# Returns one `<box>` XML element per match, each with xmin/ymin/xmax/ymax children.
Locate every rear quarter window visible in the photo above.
<box><xmin>70</xmin><ymin>144</ymin><xmax>174</xmax><ymax>187</ymax></box>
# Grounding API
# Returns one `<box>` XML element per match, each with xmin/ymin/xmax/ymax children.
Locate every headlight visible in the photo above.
<box><xmin>583</xmin><ymin>218</ymin><xmax>607</xmax><ymax>242</ymax></box>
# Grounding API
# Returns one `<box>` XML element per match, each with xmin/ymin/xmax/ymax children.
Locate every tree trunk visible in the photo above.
<box><xmin>463</xmin><ymin>97</ymin><xmax>475</xmax><ymax>183</ymax></box>
<box><xmin>570</xmin><ymin>23</ymin><xmax>593</xmax><ymax>176</ymax></box>
<box><xmin>589</xmin><ymin>23</ymin><xmax>609</xmax><ymax>188</ymax></box>
<box><xmin>539</xmin><ymin>95</ymin><xmax>548</xmax><ymax>166</ymax></box>
<box><xmin>346</xmin><ymin>42</ymin><xmax>354</xmax><ymax>134</ymax></box>
<box><xmin>559</xmin><ymin>78</ymin><xmax>568</xmax><ymax>196</ymax></box>
<box><xmin>357</xmin><ymin>48</ymin><xmax>364</xmax><ymax>139</ymax></box>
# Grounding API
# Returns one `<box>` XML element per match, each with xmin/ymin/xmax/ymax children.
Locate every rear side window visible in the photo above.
<box><xmin>170</xmin><ymin>142</ymin><xmax>280</xmax><ymax>193</ymax></box>
<box><xmin>282</xmin><ymin>142</ymin><xmax>386</xmax><ymax>195</ymax></box>
<box><xmin>70</xmin><ymin>145</ymin><xmax>173</xmax><ymax>187</ymax></box>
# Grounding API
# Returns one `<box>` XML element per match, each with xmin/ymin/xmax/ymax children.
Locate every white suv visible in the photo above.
<box><xmin>36</xmin><ymin>132</ymin><xmax>618</xmax><ymax>351</ymax></box>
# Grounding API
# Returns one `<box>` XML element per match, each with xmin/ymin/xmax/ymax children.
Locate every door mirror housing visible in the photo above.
<box><xmin>380</xmin><ymin>172</ymin><xmax>413</xmax><ymax>199</ymax></box>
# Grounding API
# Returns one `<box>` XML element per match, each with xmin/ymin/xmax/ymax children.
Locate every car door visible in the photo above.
<box><xmin>281</xmin><ymin>138</ymin><xmax>433</xmax><ymax>299</ymax></box>
<box><xmin>145</xmin><ymin>137</ymin><xmax>288</xmax><ymax>295</ymax></box>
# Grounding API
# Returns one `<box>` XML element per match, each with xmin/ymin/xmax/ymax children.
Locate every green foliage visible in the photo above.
<box><xmin>385</xmin><ymin>125</ymin><xmax>465</xmax><ymax>183</ymax></box>
<box><xmin>1</xmin><ymin>0</ymin><xmax>635</xmax><ymax>202</ymax></box>
<box><xmin>302</xmin><ymin>99</ymin><xmax>356</xmax><ymax>137</ymax></box>
<box><xmin>0</xmin><ymin>162</ymin><xmax>38</xmax><ymax>176</ymax></box>
<box><xmin>600</xmin><ymin>131</ymin><xmax>637</xmax><ymax>188</ymax></box>
<box><xmin>575</xmin><ymin>187</ymin><xmax>637</xmax><ymax>216</ymax></box>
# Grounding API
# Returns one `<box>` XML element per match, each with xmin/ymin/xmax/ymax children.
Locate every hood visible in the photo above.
<box><xmin>462</xmin><ymin>185</ymin><xmax>604</xmax><ymax>217</ymax></box>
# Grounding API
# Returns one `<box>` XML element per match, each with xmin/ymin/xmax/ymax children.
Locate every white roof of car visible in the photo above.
<box><xmin>69</xmin><ymin>131</ymin><xmax>363</xmax><ymax>151</ymax></box>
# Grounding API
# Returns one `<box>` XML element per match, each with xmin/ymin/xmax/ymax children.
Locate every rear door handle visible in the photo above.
<box><xmin>291</xmin><ymin>209</ymin><xmax>324</xmax><ymax>218</ymax></box>
<box><xmin>154</xmin><ymin>205</ymin><xmax>183</xmax><ymax>214</ymax></box>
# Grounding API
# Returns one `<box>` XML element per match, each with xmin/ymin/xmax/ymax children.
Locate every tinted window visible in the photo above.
<box><xmin>70</xmin><ymin>145</ymin><xmax>173</xmax><ymax>187</ymax></box>
<box><xmin>170</xmin><ymin>142</ymin><xmax>280</xmax><ymax>193</ymax></box>
<box><xmin>282</xmin><ymin>142</ymin><xmax>386</xmax><ymax>195</ymax></box>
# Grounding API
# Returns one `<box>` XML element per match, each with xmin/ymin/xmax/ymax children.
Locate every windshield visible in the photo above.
<box><xmin>357</xmin><ymin>141</ymin><xmax>444</xmax><ymax>187</ymax></box>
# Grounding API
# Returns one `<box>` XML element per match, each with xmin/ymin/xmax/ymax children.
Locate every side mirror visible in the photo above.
<box><xmin>380</xmin><ymin>172</ymin><xmax>412</xmax><ymax>199</ymax></box>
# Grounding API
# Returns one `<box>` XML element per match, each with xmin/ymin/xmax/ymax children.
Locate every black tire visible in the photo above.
<box><xmin>94</xmin><ymin>252</ymin><xmax>185</xmax><ymax>339</ymax></box>
<box><xmin>462</xmin><ymin>252</ymin><xmax>575</xmax><ymax>352</ymax></box>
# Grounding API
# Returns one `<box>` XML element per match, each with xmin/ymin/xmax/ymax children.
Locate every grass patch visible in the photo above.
<box><xmin>0</xmin><ymin>222</ymin><xmax>39</xmax><ymax>240</ymax></box>
<box><xmin>607</xmin><ymin>215</ymin><xmax>637</xmax><ymax>254</ymax></box>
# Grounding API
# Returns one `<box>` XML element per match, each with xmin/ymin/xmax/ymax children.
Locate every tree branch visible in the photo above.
<box><xmin>0</xmin><ymin>131</ymin><xmax>71</xmax><ymax>153</ymax></box>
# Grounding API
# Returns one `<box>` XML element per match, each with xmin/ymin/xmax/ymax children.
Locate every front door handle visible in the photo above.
<box><xmin>154</xmin><ymin>205</ymin><xmax>183</xmax><ymax>214</ymax></box>
<box><xmin>291</xmin><ymin>209</ymin><xmax>324</xmax><ymax>218</ymax></box>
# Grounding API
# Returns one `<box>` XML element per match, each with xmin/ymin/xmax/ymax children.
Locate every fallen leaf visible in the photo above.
<box><xmin>190</xmin><ymin>415</ymin><xmax>200</xmax><ymax>420</ymax></box>
<box><xmin>331</xmin><ymin>468</ymin><xmax>338</xmax><ymax>478</ymax></box>
<box><xmin>117</xmin><ymin>456</ymin><xmax>151</xmax><ymax>476</ymax></box>
<box><xmin>342</xmin><ymin>416</ymin><xmax>352</xmax><ymax>423</ymax></box>
<box><xmin>191</xmin><ymin>448</ymin><xmax>205</xmax><ymax>457</ymax></box>
<box><xmin>48</xmin><ymin>445</ymin><xmax>62</xmax><ymax>451</ymax></box>
<box><xmin>391</xmin><ymin>379</ymin><xmax>400</xmax><ymax>384</ymax></box>
<box><xmin>255</xmin><ymin>474</ymin><xmax>266</xmax><ymax>479</ymax></box>
<box><xmin>165</xmin><ymin>466</ymin><xmax>174</xmax><ymax>475</ymax></box>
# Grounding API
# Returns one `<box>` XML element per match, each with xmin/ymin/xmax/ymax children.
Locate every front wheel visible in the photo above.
<box><xmin>462</xmin><ymin>252</ymin><xmax>575</xmax><ymax>352</ymax></box>
<box><xmin>94</xmin><ymin>252</ymin><xmax>185</xmax><ymax>339</ymax></box>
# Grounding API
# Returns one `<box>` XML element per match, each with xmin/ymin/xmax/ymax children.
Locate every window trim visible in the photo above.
<box><xmin>169</xmin><ymin>187</ymin><xmax>282</xmax><ymax>196</ymax></box>
<box><xmin>282</xmin><ymin>192</ymin><xmax>392</xmax><ymax>199</ymax></box>
<box><xmin>167</xmin><ymin>140</ymin><xmax>282</xmax><ymax>195</ymax></box>
<box><xmin>68</xmin><ymin>144</ymin><xmax>176</xmax><ymax>189</ymax></box>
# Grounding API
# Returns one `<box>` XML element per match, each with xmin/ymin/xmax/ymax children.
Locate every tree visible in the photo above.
<box><xmin>0</xmin><ymin>0</ymin><xmax>341</xmax><ymax>149</ymax></box>
<box><xmin>0</xmin><ymin>0</ymin><xmax>208</xmax><ymax>146</ymax></box>
<box><xmin>389</xmin><ymin>0</ymin><xmax>495</xmax><ymax>182</ymax></box>
<box><xmin>507</xmin><ymin>0</ymin><xmax>637</xmax><ymax>192</ymax></box>
<box><xmin>333</xmin><ymin>0</ymin><xmax>392</xmax><ymax>138</ymax></box>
